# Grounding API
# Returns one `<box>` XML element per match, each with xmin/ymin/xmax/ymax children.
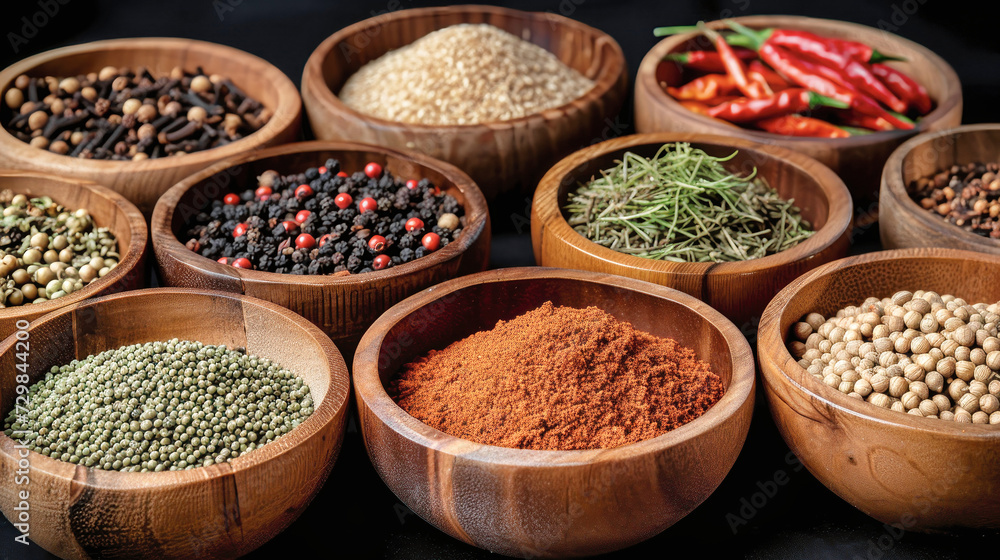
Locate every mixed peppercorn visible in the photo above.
<box><xmin>909</xmin><ymin>161</ymin><xmax>1000</xmax><ymax>238</ymax></box>
<box><xmin>183</xmin><ymin>159</ymin><xmax>464</xmax><ymax>275</ymax></box>
<box><xmin>655</xmin><ymin>22</ymin><xmax>933</xmax><ymax>137</ymax></box>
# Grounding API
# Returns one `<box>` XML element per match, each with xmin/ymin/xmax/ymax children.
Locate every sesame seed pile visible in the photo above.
<box><xmin>339</xmin><ymin>24</ymin><xmax>595</xmax><ymax>125</ymax></box>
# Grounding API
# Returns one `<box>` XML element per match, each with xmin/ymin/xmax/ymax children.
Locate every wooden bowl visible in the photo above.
<box><xmin>0</xmin><ymin>170</ymin><xmax>147</xmax><ymax>340</ymax></box>
<box><xmin>0</xmin><ymin>38</ymin><xmax>303</xmax><ymax>216</ymax></box>
<box><xmin>0</xmin><ymin>287</ymin><xmax>350</xmax><ymax>559</ymax></box>
<box><xmin>881</xmin><ymin>124</ymin><xmax>1000</xmax><ymax>254</ymax></box>
<box><xmin>301</xmin><ymin>4</ymin><xmax>628</xmax><ymax>203</ymax></box>
<box><xmin>757</xmin><ymin>248</ymin><xmax>1000</xmax><ymax>531</ymax></box>
<box><xmin>354</xmin><ymin>267</ymin><xmax>755</xmax><ymax>558</ymax></box>
<box><xmin>531</xmin><ymin>132</ymin><xmax>853</xmax><ymax>328</ymax></box>
<box><xmin>634</xmin><ymin>15</ymin><xmax>963</xmax><ymax>212</ymax></box>
<box><xmin>151</xmin><ymin>141</ymin><xmax>490</xmax><ymax>357</ymax></box>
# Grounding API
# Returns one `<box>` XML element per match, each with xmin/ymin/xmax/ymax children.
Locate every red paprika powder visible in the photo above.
<box><xmin>389</xmin><ymin>302</ymin><xmax>724</xmax><ymax>451</ymax></box>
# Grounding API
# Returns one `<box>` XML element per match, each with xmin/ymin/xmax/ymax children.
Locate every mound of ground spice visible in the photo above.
<box><xmin>389</xmin><ymin>301</ymin><xmax>725</xmax><ymax>450</ymax></box>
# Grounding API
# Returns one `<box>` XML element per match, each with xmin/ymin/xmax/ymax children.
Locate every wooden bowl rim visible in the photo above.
<box><xmin>0</xmin><ymin>37</ymin><xmax>301</xmax><ymax>170</ymax></box>
<box><xmin>881</xmin><ymin>123</ymin><xmax>1000</xmax><ymax>251</ymax></box>
<box><xmin>0</xmin><ymin>170</ymin><xmax>147</xmax><ymax>320</ymax></box>
<box><xmin>301</xmin><ymin>3</ymin><xmax>627</xmax><ymax>131</ymax></box>
<box><xmin>636</xmin><ymin>14</ymin><xmax>962</xmax><ymax>146</ymax></box>
<box><xmin>758</xmin><ymin>247</ymin><xmax>1000</xmax><ymax>438</ymax></box>
<box><xmin>0</xmin><ymin>287</ymin><xmax>351</xmax><ymax>487</ymax></box>
<box><xmin>151</xmin><ymin>140</ymin><xmax>489</xmax><ymax>286</ymax></box>
<box><xmin>354</xmin><ymin>266</ymin><xmax>756</xmax><ymax>465</ymax></box>
<box><xmin>534</xmin><ymin>132</ymin><xmax>853</xmax><ymax>276</ymax></box>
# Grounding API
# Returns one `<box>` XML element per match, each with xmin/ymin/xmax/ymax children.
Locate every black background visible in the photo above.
<box><xmin>1</xmin><ymin>0</ymin><xmax>999</xmax><ymax>559</ymax></box>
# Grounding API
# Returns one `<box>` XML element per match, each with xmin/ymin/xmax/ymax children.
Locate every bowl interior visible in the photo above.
<box><xmin>165</xmin><ymin>147</ymin><xmax>481</xmax><ymax>272</ymax></box>
<box><xmin>0</xmin><ymin>290</ymin><xmax>344</xmax><ymax>441</ymax></box>
<box><xmin>555</xmin><ymin>140</ymin><xmax>832</xmax><ymax>234</ymax></box>
<box><xmin>320</xmin><ymin>7</ymin><xmax>614</xmax><ymax>106</ymax></box>
<box><xmin>901</xmin><ymin>127</ymin><xmax>1000</xmax><ymax>192</ymax></box>
<box><xmin>374</xmin><ymin>276</ymin><xmax>737</xmax><ymax>399</ymax></box>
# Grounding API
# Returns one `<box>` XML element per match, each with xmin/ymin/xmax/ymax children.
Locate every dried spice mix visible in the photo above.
<box><xmin>390</xmin><ymin>302</ymin><xmax>725</xmax><ymax>450</ymax></box>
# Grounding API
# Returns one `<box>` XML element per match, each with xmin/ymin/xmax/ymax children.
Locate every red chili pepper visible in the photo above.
<box><xmin>748</xmin><ymin>60</ymin><xmax>790</xmax><ymax>90</ymax></box>
<box><xmin>765</xmin><ymin>30</ymin><xmax>907</xmax><ymax>113</ymax></box>
<box><xmin>702</xmin><ymin>23</ymin><xmax>770</xmax><ymax>99</ymax></box>
<box><xmin>870</xmin><ymin>63</ymin><xmax>933</xmax><ymax>115</ymax></box>
<box><xmin>707</xmin><ymin>88</ymin><xmax>846</xmax><ymax>123</ymax></box>
<box><xmin>663</xmin><ymin>48</ymin><xmax>757</xmax><ymax>73</ymax></box>
<box><xmin>679</xmin><ymin>101</ymin><xmax>711</xmax><ymax>116</ymax></box>
<box><xmin>840</xmin><ymin>112</ymin><xmax>895</xmax><ymax>132</ymax></box>
<box><xmin>666</xmin><ymin>74</ymin><xmax>738</xmax><ymax>101</ymax></box>
<box><xmin>755</xmin><ymin>115</ymin><xmax>851</xmax><ymax>138</ymax></box>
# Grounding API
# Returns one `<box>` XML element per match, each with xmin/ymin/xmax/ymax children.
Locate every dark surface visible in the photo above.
<box><xmin>2</xmin><ymin>1</ymin><xmax>999</xmax><ymax>559</ymax></box>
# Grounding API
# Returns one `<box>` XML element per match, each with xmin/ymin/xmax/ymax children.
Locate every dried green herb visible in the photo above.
<box><xmin>564</xmin><ymin>142</ymin><xmax>814</xmax><ymax>263</ymax></box>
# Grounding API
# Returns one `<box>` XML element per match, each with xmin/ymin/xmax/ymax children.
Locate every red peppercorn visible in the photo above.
<box><xmin>405</xmin><ymin>179</ymin><xmax>419</xmax><ymax>190</ymax></box>
<box><xmin>359</xmin><ymin>197</ymin><xmax>378</xmax><ymax>213</ymax></box>
<box><xmin>368</xmin><ymin>235</ymin><xmax>386</xmax><ymax>252</ymax></box>
<box><xmin>223</xmin><ymin>193</ymin><xmax>240</xmax><ymax>205</ymax></box>
<box><xmin>421</xmin><ymin>232</ymin><xmax>440</xmax><ymax>251</ymax></box>
<box><xmin>232</xmin><ymin>223</ymin><xmax>248</xmax><ymax>238</ymax></box>
<box><xmin>295</xmin><ymin>210</ymin><xmax>311</xmax><ymax>223</ymax></box>
<box><xmin>232</xmin><ymin>258</ymin><xmax>252</xmax><ymax>269</ymax></box>
<box><xmin>373</xmin><ymin>254</ymin><xmax>391</xmax><ymax>270</ymax></box>
<box><xmin>318</xmin><ymin>166</ymin><xmax>328</xmax><ymax>174</ymax></box>
<box><xmin>295</xmin><ymin>233</ymin><xmax>316</xmax><ymax>249</ymax></box>
<box><xmin>255</xmin><ymin>185</ymin><xmax>272</xmax><ymax>198</ymax></box>
<box><xmin>405</xmin><ymin>217</ymin><xmax>424</xmax><ymax>232</ymax></box>
<box><xmin>334</xmin><ymin>193</ymin><xmax>353</xmax><ymax>209</ymax></box>
<box><xmin>295</xmin><ymin>184</ymin><xmax>313</xmax><ymax>199</ymax></box>
<box><xmin>217</xmin><ymin>257</ymin><xmax>229</xmax><ymax>264</ymax></box>
<box><xmin>337</xmin><ymin>171</ymin><xmax>348</xmax><ymax>178</ymax></box>
<box><xmin>279</xmin><ymin>221</ymin><xmax>297</xmax><ymax>234</ymax></box>
<box><xmin>259</xmin><ymin>194</ymin><xmax>270</xmax><ymax>202</ymax></box>
<box><xmin>364</xmin><ymin>162</ymin><xmax>383</xmax><ymax>178</ymax></box>
<box><xmin>318</xmin><ymin>233</ymin><xmax>333</xmax><ymax>247</ymax></box>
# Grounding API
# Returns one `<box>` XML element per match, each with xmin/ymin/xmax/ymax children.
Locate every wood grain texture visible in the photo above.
<box><xmin>0</xmin><ymin>38</ymin><xmax>303</xmax><ymax>216</ymax></box>
<box><xmin>151</xmin><ymin>141</ymin><xmax>490</xmax><ymax>358</ymax></box>
<box><xmin>531</xmin><ymin>132</ymin><xmax>853</xmax><ymax>328</ymax></box>
<box><xmin>0</xmin><ymin>170</ymin><xmax>147</xmax><ymax>340</ymax></box>
<box><xmin>300</xmin><ymin>4</ymin><xmax>628</xmax><ymax>203</ymax></box>
<box><xmin>0</xmin><ymin>288</ymin><xmax>351</xmax><ymax>559</ymax></box>
<box><xmin>881</xmin><ymin>124</ymin><xmax>1000</xmax><ymax>254</ymax></box>
<box><xmin>353</xmin><ymin>267</ymin><xmax>755</xmax><ymax>558</ymax></box>
<box><xmin>757</xmin><ymin>248</ymin><xmax>1000</xmax><ymax>531</ymax></box>
<box><xmin>634</xmin><ymin>15</ymin><xmax>963</xmax><ymax>211</ymax></box>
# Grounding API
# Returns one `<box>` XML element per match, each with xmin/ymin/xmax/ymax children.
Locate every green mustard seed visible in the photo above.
<box><xmin>2</xmin><ymin>339</ymin><xmax>314</xmax><ymax>472</ymax></box>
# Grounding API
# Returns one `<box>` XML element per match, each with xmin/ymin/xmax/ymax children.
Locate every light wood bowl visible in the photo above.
<box><xmin>531</xmin><ymin>133</ymin><xmax>853</xmax><ymax>328</ymax></box>
<box><xmin>881</xmin><ymin>124</ymin><xmax>1000</xmax><ymax>254</ymax></box>
<box><xmin>0</xmin><ymin>170</ymin><xmax>146</xmax><ymax>340</ymax></box>
<box><xmin>354</xmin><ymin>267</ymin><xmax>755</xmax><ymax>558</ymax></box>
<box><xmin>301</xmin><ymin>4</ymin><xmax>628</xmax><ymax>203</ymax></box>
<box><xmin>0</xmin><ymin>288</ymin><xmax>350</xmax><ymax>559</ymax></box>
<box><xmin>151</xmin><ymin>141</ymin><xmax>490</xmax><ymax>357</ymax></box>
<box><xmin>757</xmin><ymin>248</ymin><xmax>1000</xmax><ymax>531</ymax></box>
<box><xmin>634</xmin><ymin>15</ymin><xmax>963</xmax><ymax>212</ymax></box>
<box><xmin>0</xmin><ymin>38</ymin><xmax>303</xmax><ymax>216</ymax></box>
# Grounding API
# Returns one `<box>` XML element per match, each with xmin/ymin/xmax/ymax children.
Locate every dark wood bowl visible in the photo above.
<box><xmin>0</xmin><ymin>170</ymin><xmax>147</xmax><ymax>340</ymax></box>
<box><xmin>881</xmin><ymin>124</ymin><xmax>1000</xmax><ymax>254</ymax></box>
<box><xmin>0</xmin><ymin>288</ymin><xmax>350</xmax><ymax>559</ymax></box>
<box><xmin>354</xmin><ymin>267</ymin><xmax>755</xmax><ymax>558</ymax></box>
<box><xmin>151</xmin><ymin>141</ymin><xmax>490</xmax><ymax>357</ymax></box>
<box><xmin>757</xmin><ymin>248</ymin><xmax>1000</xmax><ymax>531</ymax></box>
<box><xmin>301</xmin><ymin>4</ymin><xmax>628</xmax><ymax>203</ymax></box>
<box><xmin>531</xmin><ymin>132</ymin><xmax>853</xmax><ymax>328</ymax></box>
<box><xmin>634</xmin><ymin>15</ymin><xmax>963</xmax><ymax>213</ymax></box>
<box><xmin>0</xmin><ymin>38</ymin><xmax>303</xmax><ymax>216</ymax></box>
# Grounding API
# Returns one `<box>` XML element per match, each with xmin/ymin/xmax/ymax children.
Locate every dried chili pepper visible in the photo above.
<box><xmin>663</xmin><ymin>49</ymin><xmax>756</xmax><ymax>73</ymax></box>
<box><xmin>666</xmin><ymin>74</ymin><xmax>738</xmax><ymax>100</ymax></box>
<box><xmin>701</xmin><ymin>23</ymin><xmax>770</xmax><ymax>98</ymax></box>
<box><xmin>755</xmin><ymin>115</ymin><xmax>851</xmax><ymax>138</ymax></box>
<box><xmin>871</xmin><ymin>63</ymin><xmax>933</xmax><ymax>115</ymax></box>
<box><xmin>840</xmin><ymin>112</ymin><xmax>895</xmax><ymax>132</ymax></box>
<box><xmin>707</xmin><ymin>88</ymin><xmax>846</xmax><ymax>122</ymax></box>
<box><xmin>679</xmin><ymin>100</ymin><xmax>712</xmax><ymax>116</ymax></box>
<box><xmin>749</xmin><ymin>60</ymin><xmax>790</xmax><ymax>90</ymax></box>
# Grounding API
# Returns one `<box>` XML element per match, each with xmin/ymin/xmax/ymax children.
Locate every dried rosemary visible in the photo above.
<box><xmin>564</xmin><ymin>142</ymin><xmax>814</xmax><ymax>263</ymax></box>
